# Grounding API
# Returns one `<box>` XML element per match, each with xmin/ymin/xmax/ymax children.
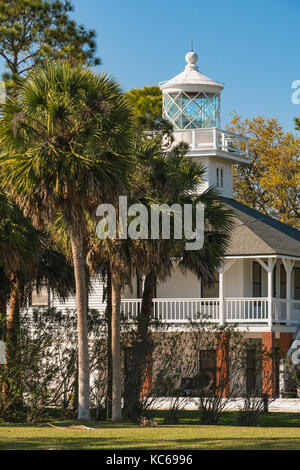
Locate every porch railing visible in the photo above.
<box><xmin>172</xmin><ymin>128</ymin><xmax>249</xmax><ymax>160</ymax></box>
<box><xmin>152</xmin><ymin>298</ymin><xmax>219</xmax><ymax>323</ymax></box>
<box><xmin>273</xmin><ymin>298</ymin><xmax>287</xmax><ymax>322</ymax></box>
<box><xmin>291</xmin><ymin>300</ymin><xmax>300</xmax><ymax>324</ymax></box>
<box><xmin>225</xmin><ymin>298</ymin><xmax>268</xmax><ymax>322</ymax></box>
<box><xmin>121</xmin><ymin>298</ymin><xmax>219</xmax><ymax>323</ymax></box>
<box><xmin>121</xmin><ymin>297</ymin><xmax>300</xmax><ymax>326</ymax></box>
<box><xmin>272</xmin><ymin>299</ymin><xmax>300</xmax><ymax>324</ymax></box>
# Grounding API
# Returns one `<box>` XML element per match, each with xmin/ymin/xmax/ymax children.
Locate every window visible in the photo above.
<box><xmin>246</xmin><ymin>349</ymin><xmax>256</xmax><ymax>394</ymax></box>
<box><xmin>280</xmin><ymin>265</ymin><xmax>286</xmax><ymax>299</ymax></box>
<box><xmin>201</xmin><ymin>272</ymin><xmax>219</xmax><ymax>298</ymax></box>
<box><xmin>273</xmin><ymin>265</ymin><xmax>277</xmax><ymax>297</ymax></box>
<box><xmin>294</xmin><ymin>268</ymin><xmax>300</xmax><ymax>300</ymax></box>
<box><xmin>252</xmin><ymin>262</ymin><xmax>261</xmax><ymax>297</ymax></box>
<box><xmin>199</xmin><ymin>349</ymin><xmax>216</xmax><ymax>391</ymax></box>
<box><xmin>216</xmin><ymin>167</ymin><xmax>224</xmax><ymax>188</ymax></box>
<box><xmin>31</xmin><ymin>283</ymin><xmax>49</xmax><ymax>307</ymax></box>
<box><xmin>163</xmin><ymin>91</ymin><xmax>220</xmax><ymax>129</ymax></box>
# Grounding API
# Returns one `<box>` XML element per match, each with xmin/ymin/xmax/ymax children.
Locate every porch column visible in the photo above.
<box><xmin>282</xmin><ymin>259</ymin><xmax>295</xmax><ymax>326</ymax></box>
<box><xmin>255</xmin><ymin>258</ymin><xmax>276</xmax><ymax>327</ymax></box>
<box><xmin>279</xmin><ymin>333</ymin><xmax>294</xmax><ymax>397</ymax></box>
<box><xmin>275</xmin><ymin>261</ymin><xmax>280</xmax><ymax>298</ymax></box>
<box><xmin>219</xmin><ymin>269</ymin><xmax>225</xmax><ymax>325</ymax></box>
<box><xmin>216</xmin><ymin>332</ymin><xmax>230</xmax><ymax>398</ymax></box>
<box><xmin>280</xmin><ymin>332</ymin><xmax>294</xmax><ymax>355</ymax></box>
<box><xmin>218</xmin><ymin>259</ymin><xmax>236</xmax><ymax>326</ymax></box>
<box><xmin>261</xmin><ymin>332</ymin><xmax>276</xmax><ymax>398</ymax></box>
<box><xmin>267</xmin><ymin>260</ymin><xmax>273</xmax><ymax>327</ymax></box>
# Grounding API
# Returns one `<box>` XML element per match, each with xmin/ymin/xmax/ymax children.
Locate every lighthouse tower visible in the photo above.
<box><xmin>160</xmin><ymin>49</ymin><xmax>249</xmax><ymax>198</ymax></box>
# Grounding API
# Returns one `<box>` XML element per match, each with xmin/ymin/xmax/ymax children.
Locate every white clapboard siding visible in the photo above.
<box><xmin>52</xmin><ymin>275</ymin><xmax>106</xmax><ymax>314</ymax></box>
<box><xmin>88</xmin><ymin>276</ymin><xmax>106</xmax><ymax>313</ymax></box>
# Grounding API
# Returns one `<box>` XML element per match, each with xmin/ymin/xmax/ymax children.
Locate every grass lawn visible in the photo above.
<box><xmin>1</xmin><ymin>412</ymin><xmax>300</xmax><ymax>450</ymax></box>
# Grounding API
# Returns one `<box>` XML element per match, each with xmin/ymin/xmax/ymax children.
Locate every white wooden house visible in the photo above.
<box><xmin>32</xmin><ymin>49</ymin><xmax>300</xmax><ymax>398</ymax></box>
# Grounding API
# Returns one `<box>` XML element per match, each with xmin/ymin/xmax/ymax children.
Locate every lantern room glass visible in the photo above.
<box><xmin>163</xmin><ymin>91</ymin><xmax>220</xmax><ymax>130</ymax></box>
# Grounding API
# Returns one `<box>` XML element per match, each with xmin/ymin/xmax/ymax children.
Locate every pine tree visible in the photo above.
<box><xmin>0</xmin><ymin>0</ymin><xmax>100</xmax><ymax>84</ymax></box>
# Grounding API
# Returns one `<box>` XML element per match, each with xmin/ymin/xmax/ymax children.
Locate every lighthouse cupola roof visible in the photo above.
<box><xmin>160</xmin><ymin>49</ymin><xmax>224</xmax><ymax>94</ymax></box>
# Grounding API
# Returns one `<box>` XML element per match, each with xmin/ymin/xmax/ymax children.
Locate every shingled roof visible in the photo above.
<box><xmin>223</xmin><ymin>198</ymin><xmax>300</xmax><ymax>259</ymax></box>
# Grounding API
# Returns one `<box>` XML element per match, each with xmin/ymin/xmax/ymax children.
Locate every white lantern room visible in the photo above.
<box><xmin>160</xmin><ymin>49</ymin><xmax>249</xmax><ymax>198</ymax></box>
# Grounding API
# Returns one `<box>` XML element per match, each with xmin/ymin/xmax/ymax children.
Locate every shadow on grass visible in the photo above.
<box><xmin>152</xmin><ymin>410</ymin><xmax>300</xmax><ymax>427</ymax></box>
<box><xmin>1</xmin><ymin>435</ymin><xmax>300</xmax><ymax>450</ymax></box>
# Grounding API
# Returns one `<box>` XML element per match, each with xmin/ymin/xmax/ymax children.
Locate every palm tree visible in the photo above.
<box><xmin>87</xmin><ymin>233</ymin><xmax>132</xmax><ymax>421</ymax></box>
<box><xmin>0</xmin><ymin>191</ymin><xmax>38</xmax><ymax>409</ymax></box>
<box><xmin>89</xmin><ymin>137</ymin><xmax>233</xmax><ymax>421</ymax></box>
<box><xmin>0</xmin><ymin>191</ymin><xmax>76</xmax><ymax>413</ymax></box>
<box><xmin>0</xmin><ymin>62</ymin><xmax>133</xmax><ymax>419</ymax></box>
<box><xmin>121</xmin><ymin>139</ymin><xmax>234</xmax><ymax>416</ymax></box>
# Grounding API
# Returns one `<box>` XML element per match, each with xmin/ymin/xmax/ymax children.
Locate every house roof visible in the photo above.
<box><xmin>223</xmin><ymin>198</ymin><xmax>300</xmax><ymax>259</ymax></box>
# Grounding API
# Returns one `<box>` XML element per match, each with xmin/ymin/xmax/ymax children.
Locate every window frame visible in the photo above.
<box><xmin>294</xmin><ymin>267</ymin><xmax>300</xmax><ymax>301</ymax></box>
<box><xmin>252</xmin><ymin>261</ymin><xmax>262</xmax><ymax>297</ymax></box>
<box><xmin>216</xmin><ymin>166</ymin><xmax>224</xmax><ymax>189</ymax></box>
<box><xmin>30</xmin><ymin>283</ymin><xmax>50</xmax><ymax>308</ymax></box>
<box><xmin>201</xmin><ymin>271</ymin><xmax>219</xmax><ymax>298</ymax></box>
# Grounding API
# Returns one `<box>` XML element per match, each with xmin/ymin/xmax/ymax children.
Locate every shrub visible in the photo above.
<box><xmin>0</xmin><ymin>308</ymin><xmax>108</xmax><ymax>422</ymax></box>
<box><xmin>198</xmin><ymin>406</ymin><xmax>220</xmax><ymax>425</ymax></box>
<box><xmin>236</xmin><ymin>409</ymin><xmax>262</xmax><ymax>427</ymax></box>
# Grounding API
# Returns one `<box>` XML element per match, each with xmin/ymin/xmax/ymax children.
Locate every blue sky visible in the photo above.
<box><xmin>69</xmin><ymin>0</ymin><xmax>299</xmax><ymax>132</ymax></box>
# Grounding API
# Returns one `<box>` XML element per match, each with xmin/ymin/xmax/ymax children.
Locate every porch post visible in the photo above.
<box><xmin>219</xmin><ymin>268</ymin><xmax>225</xmax><ymax>326</ymax></box>
<box><xmin>218</xmin><ymin>259</ymin><xmax>237</xmax><ymax>326</ymax></box>
<box><xmin>267</xmin><ymin>259</ymin><xmax>273</xmax><ymax>327</ymax></box>
<box><xmin>279</xmin><ymin>333</ymin><xmax>294</xmax><ymax>397</ymax></box>
<box><xmin>216</xmin><ymin>332</ymin><xmax>230</xmax><ymax>398</ymax></box>
<box><xmin>255</xmin><ymin>258</ymin><xmax>276</xmax><ymax>327</ymax></box>
<box><xmin>282</xmin><ymin>259</ymin><xmax>295</xmax><ymax>326</ymax></box>
<box><xmin>262</xmin><ymin>332</ymin><xmax>276</xmax><ymax>398</ymax></box>
<box><xmin>275</xmin><ymin>261</ymin><xmax>280</xmax><ymax>298</ymax></box>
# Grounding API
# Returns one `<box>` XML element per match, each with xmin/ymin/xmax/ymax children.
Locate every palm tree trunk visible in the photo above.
<box><xmin>3</xmin><ymin>276</ymin><xmax>22</xmax><ymax>409</ymax></box>
<box><xmin>139</xmin><ymin>271</ymin><xmax>156</xmax><ymax>337</ymax></box>
<box><xmin>111</xmin><ymin>274</ymin><xmax>122</xmax><ymax>422</ymax></box>
<box><xmin>7</xmin><ymin>279</ymin><xmax>20</xmax><ymax>352</ymax></box>
<box><xmin>0</xmin><ymin>295</ymin><xmax>6</xmax><ymax>342</ymax></box>
<box><xmin>105</xmin><ymin>268</ymin><xmax>113</xmax><ymax>419</ymax></box>
<box><xmin>135</xmin><ymin>271</ymin><xmax>155</xmax><ymax>392</ymax></box>
<box><xmin>70</xmin><ymin>232</ymin><xmax>90</xmax><ymax>420</ymax></box>
<box><xmin>123</xmin><ymin>271</ymin><xmax>156</xmax><ymax>417</ymax></box>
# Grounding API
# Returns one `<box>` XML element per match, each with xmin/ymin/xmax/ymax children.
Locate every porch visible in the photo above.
<box><xmin>121</xmin><ymin>255</ymin><xmax>300</xmax><ymax>328</ymax></box>
<box><xmin>121</xmin><ymin>297</ymin><xmax>300</xmax><ymax>326</ymax></box>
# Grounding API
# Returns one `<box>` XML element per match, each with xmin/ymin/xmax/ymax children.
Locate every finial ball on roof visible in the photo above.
<box><xmin>185</xmin><ymin>51</ymin><xmax>198</xmax><ymax>65</ymax></box>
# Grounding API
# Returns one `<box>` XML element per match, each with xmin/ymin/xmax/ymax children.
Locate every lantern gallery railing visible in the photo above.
<box><xmin>172</xmin><ymin>128</ymin><xmax>249</xmax><ymax>160</ymax></box>
<box><xmin>121</xmin><ymin>297</ymin><xmax>300</xmax><ymax>326</ymax></box>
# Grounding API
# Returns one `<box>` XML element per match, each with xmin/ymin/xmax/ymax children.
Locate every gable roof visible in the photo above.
<box><xmin>223</xmin><ymin>198</ymin><xmax>300</xmax><ymax>259</ymax></box>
